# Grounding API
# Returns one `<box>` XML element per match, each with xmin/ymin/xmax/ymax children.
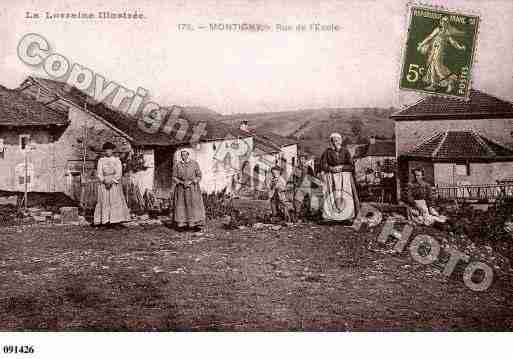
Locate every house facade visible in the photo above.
<box><xmin>391</xmin><ymin>89</ymin><xmax>513</xmax><ymax>198</ymax></box>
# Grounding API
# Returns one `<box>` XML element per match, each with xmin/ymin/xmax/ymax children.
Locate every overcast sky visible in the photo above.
<box><xmin>1</xmin><ymin>0</ymin><xmax>512</xmax><ymax>114</ymax></box>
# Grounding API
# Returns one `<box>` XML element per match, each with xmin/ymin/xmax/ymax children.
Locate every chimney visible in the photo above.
<box><xmin>239</xmin><ymin>120</ymin><xmax>249</xmax><ymax>132</ymax></box>
<box><xmin>370</xmin><ymin>136</ymin><xmax>376</xmax><ymax>145</ymax></box>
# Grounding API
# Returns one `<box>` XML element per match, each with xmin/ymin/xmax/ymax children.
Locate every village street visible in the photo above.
<box><xmin>0</xmin><ymin>222</ymin><xmax>511</xmax><ymax>331</ymax></box>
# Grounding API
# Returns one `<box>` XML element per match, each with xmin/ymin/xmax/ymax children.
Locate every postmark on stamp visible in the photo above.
<box><xmin>399</xmin><ymin>5</ymin><xmax>480</xmax><ymax>100</ymax></box>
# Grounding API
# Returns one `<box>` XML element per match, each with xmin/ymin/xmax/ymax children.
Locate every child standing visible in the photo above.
<box><xmin>268</xmin><ymin>165</ymin><xmax>295</xmax><ymax>223</ymax></box>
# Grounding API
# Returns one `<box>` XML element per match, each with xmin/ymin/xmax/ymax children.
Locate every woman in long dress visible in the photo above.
<box><xmin>417</xmin><ymin>16</ymin><xmax>466</xmax><ymax>93</ymax></box>
<box><xmin>94</xmin><ymin>142</ymin><xmax>131</xmax><ymax>226</ymax></box>
<box><xmin>171</xmin><ymin>149</ymin><xmax>206</xmax><ymax>231</ymax></box>
<box><xmin>319</xmin><ymin>133</ymin><xmax>360</xmax><ymax>223</ymax></box>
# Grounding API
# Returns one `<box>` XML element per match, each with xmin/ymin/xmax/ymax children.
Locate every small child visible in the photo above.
<box><xmin>268</xmin><ymin>165</ymin><xmax>295</xmax><ymax>223</ymax></box>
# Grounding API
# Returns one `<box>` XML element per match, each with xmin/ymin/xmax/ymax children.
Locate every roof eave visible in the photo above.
<box><xmin>0</xmin><ymin>121</ymin><xmax>69</xmax><ymax>127</ymax></box>
<box><xmin>392</xmin><ymin>112</ymin><xmax>513</xmax><ymax>121</ymax></box>
<box><xmin>401</xmin><ymin>155</ymin><xmax>513</xmax><ymax>163</ymax></box>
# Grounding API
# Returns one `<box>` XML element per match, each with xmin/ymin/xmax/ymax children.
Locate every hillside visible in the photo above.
<box><xmin>220</xmin><ymin>107</ymin><xmax>397</xmax><ymax>156</ymax></box>
<box><xmin>177</xmin><ymin>106</ymin><xmax>397</xmax><ymax>157</ymax></box>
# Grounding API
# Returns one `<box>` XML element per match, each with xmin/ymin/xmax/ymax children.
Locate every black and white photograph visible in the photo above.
<box><xmin>0</xmin><ymin>0</ymin><xmax>512</xmax><ymax>357</ymax></box>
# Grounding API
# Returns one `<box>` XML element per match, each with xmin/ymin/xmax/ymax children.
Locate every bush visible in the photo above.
<box><xmin>202</xmin><ymin>190</ymin><xmax>274</xmax><ymax>228</ymax></box>
<box><xmin>0</xmin><ymin>204</ymin><xmax>23</xmax><ymax>226</ymax></box>
<box><xmin>443</xmin><ymin>198</ymin><xmax>513</xmax><ymax>244</ymax></box>
<box><xmin>202</xmin><ymin>190</ymin><xmax>236</xmax><ymax>220</ymax></box>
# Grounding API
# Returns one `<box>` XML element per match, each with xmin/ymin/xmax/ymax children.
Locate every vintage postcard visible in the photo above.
<box><xmin>399</xmin><ymin>4</ymin><xmax>480</xmax><ymax>99</ymax></box>
<box><xmin>0</xmin><ymin>0</ymin><xmax>512</xmax><ymax>357</ymax></box>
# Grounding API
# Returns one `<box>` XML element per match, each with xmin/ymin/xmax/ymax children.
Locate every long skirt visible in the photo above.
<box><xmin>409</xmin><ymin>199</ymin><xmax>447</xmax><ymax>226</ymax></box>
<box><xmin>94</xmin><ymin>183</ymin><xmax>131</xmax><ymax>225</ymax></box>
<box><xmin>321</xmin><ymin>171</ymin><xmax>360</xmax><ymax>222</ymax></box>
<box><xmin>172</xmin><ymin>183</ymin><xmax>206</xmax><ymax>227</ymax></box>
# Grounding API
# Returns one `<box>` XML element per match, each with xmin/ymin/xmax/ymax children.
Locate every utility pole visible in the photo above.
<box><xmin>24</xmin><ymin>144</ymin><xmax>28</xmax><ymax>211</ymax></box>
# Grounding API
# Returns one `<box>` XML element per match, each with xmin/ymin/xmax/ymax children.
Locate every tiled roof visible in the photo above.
<box><xmin>254</xmin><ymin>140</ymin><xmax>280</xmax><ymax>155</ymax></box>
<box><xmin>253</xmin><ymin>129</ymin><xmax>297</xmax><ymax>147</ymax></box>
<box><xmin>391</xmin><ymin>89</ymin><xmax>513</xmax><ymax>120</ymax></box>
<box><xmin>405</xmin><ymin>130</ymin><xmax>513</xmax><ymax>161</ymax></box>
<box><xmin>27</xmin><ymin>77</ymin><xmax>249</xmax><ymax>146</ymax></box>
<box><xmin>366</xmin><ymin>140</ymin><xmax>396</xmax><ymax>157</ymax></box>
<box><xmin>0</xmin><ymin>85</ymin><xmax>68</xmax><ymax>126</ymax></box>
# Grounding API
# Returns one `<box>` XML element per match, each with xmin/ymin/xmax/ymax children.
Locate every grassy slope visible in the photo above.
<box><xmin>220</xmin><ymin>108</ymin><xmax>397</xmax><ymax>156</ymax></box>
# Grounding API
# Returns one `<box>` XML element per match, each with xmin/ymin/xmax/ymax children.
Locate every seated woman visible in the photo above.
<box><xmin>406</xmin><ymin>168</ymin><xmax>447</xmax><ymax>225</ymax></box>
<box><xmin>319</xmin><ymin>133</ymin><xmax>360</xmax><ymax>224</ymax></box>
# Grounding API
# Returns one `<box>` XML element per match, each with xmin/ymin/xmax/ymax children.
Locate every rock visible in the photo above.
<box><xmin>302</xmin><ymin>273</ymin><xmax>325</xmax><ymax>282</ymax></box>
<box><xmin>275</xmin><ymin>270</ymin><xmax>292</xmax><ymax>278</ymax></box>
<box><xmin>123</xmin><ymin>221</ymin><xmax>139</xmax><ymax>227</ymax></box>
<box><xmin>60</xmin><ymin>207</ymin><xmax>79</xmax><ymax>224</ymax></box>
<box><xmin>0</xmin><ymin>196</ymin><xmax>17</xmax><ymax>205</ymax></box>
<box><xmin>141</xmin><ymin>219</ymin><xmax>162</xmax><ymax>226</ymax></box>
<box><xmin>153</xmin><ymin>266</ymin><xmax>165</xmax><ymax>273</ymax></box>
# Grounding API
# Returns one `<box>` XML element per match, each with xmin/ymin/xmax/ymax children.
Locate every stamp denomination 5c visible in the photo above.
<box><xmin>399</xmin><ymin>5</ymin><xmax>479</xmax><ymax>99</ymax></box>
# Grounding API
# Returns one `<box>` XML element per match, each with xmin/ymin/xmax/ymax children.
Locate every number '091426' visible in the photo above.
<box><xmin>2</xmin><ymin>345</ymin><xmax>35</xmax><ymax>354</ymax></box>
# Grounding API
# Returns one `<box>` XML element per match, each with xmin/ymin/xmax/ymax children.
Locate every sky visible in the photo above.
<box><xmin>1</xmin><ymin>0</ymin><xmax>512</xmax><ymax>114</ymax></box>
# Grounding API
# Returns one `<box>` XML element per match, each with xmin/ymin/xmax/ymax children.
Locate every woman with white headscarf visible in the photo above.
<box><xmin>171</xmin><ymin>148</ymin><xmax>206</xmax><ymax>231</ymax></box>
<box><xmin>319</xmin><ymin>133</ymin><xmax>360</xmax><ymax>223</ymax></box>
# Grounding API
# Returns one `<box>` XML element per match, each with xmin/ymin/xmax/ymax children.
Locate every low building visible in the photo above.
<box><xmin>391</xmin><ymin>89</ymin><xmax>513</xmax><ymax>200</ymax></box>
<box><xmin>402</xmin><ymin>130</ymin><xmax>513</xmax><ymax>187</ymax></box>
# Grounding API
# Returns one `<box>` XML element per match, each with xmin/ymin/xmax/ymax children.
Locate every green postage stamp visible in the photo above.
<box><xmin>399</xmin><ymin>5</ymin><xmax>480</xmax><ymax>99</ymax></box>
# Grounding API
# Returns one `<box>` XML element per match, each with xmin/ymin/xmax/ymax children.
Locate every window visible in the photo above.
<box><xmin>19</xmin><ymin>175</ymin><xmax>31</xmax><ymax>185</ymax></box>
<box><xmin>19</xmin><ymin>134</ymin><xmax>30</xmax><ymax>150</ymax></box>
<box><xmin>455</xmin><ymin>163</ymin><xmax>470</xmax><ymax>176</ymax></box>
<box><xmin>291</xmin><ymin>157</ymin><xmax>296</xmax><ymax>167</ymax></box>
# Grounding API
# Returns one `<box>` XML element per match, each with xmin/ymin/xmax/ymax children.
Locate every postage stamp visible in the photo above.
<box><xmin>399</xmin><ymin>5</ymin><xmax>480</xmax><ymax>99</ymax></box>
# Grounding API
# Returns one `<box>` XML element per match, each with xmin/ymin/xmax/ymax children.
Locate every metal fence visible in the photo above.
<box><xmin>434</xmin><ymin>184</ymin><xmax>513</xmax><ymax>202</ymax></box>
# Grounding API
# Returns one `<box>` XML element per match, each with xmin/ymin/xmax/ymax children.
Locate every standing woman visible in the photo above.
<box><xmin>172</xmin><ymin>149</ymin><xmax>206</xmax><ymax>231</ymax></box>
<box><xmin>94</xmin><ymin>142</ymin><xmax>131</xmax><ymax>227</ymax></box>
<box><xmin>319</xmin><ymin>133</ymin><xmax>360</xmax><ymax>223</ymax></box>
